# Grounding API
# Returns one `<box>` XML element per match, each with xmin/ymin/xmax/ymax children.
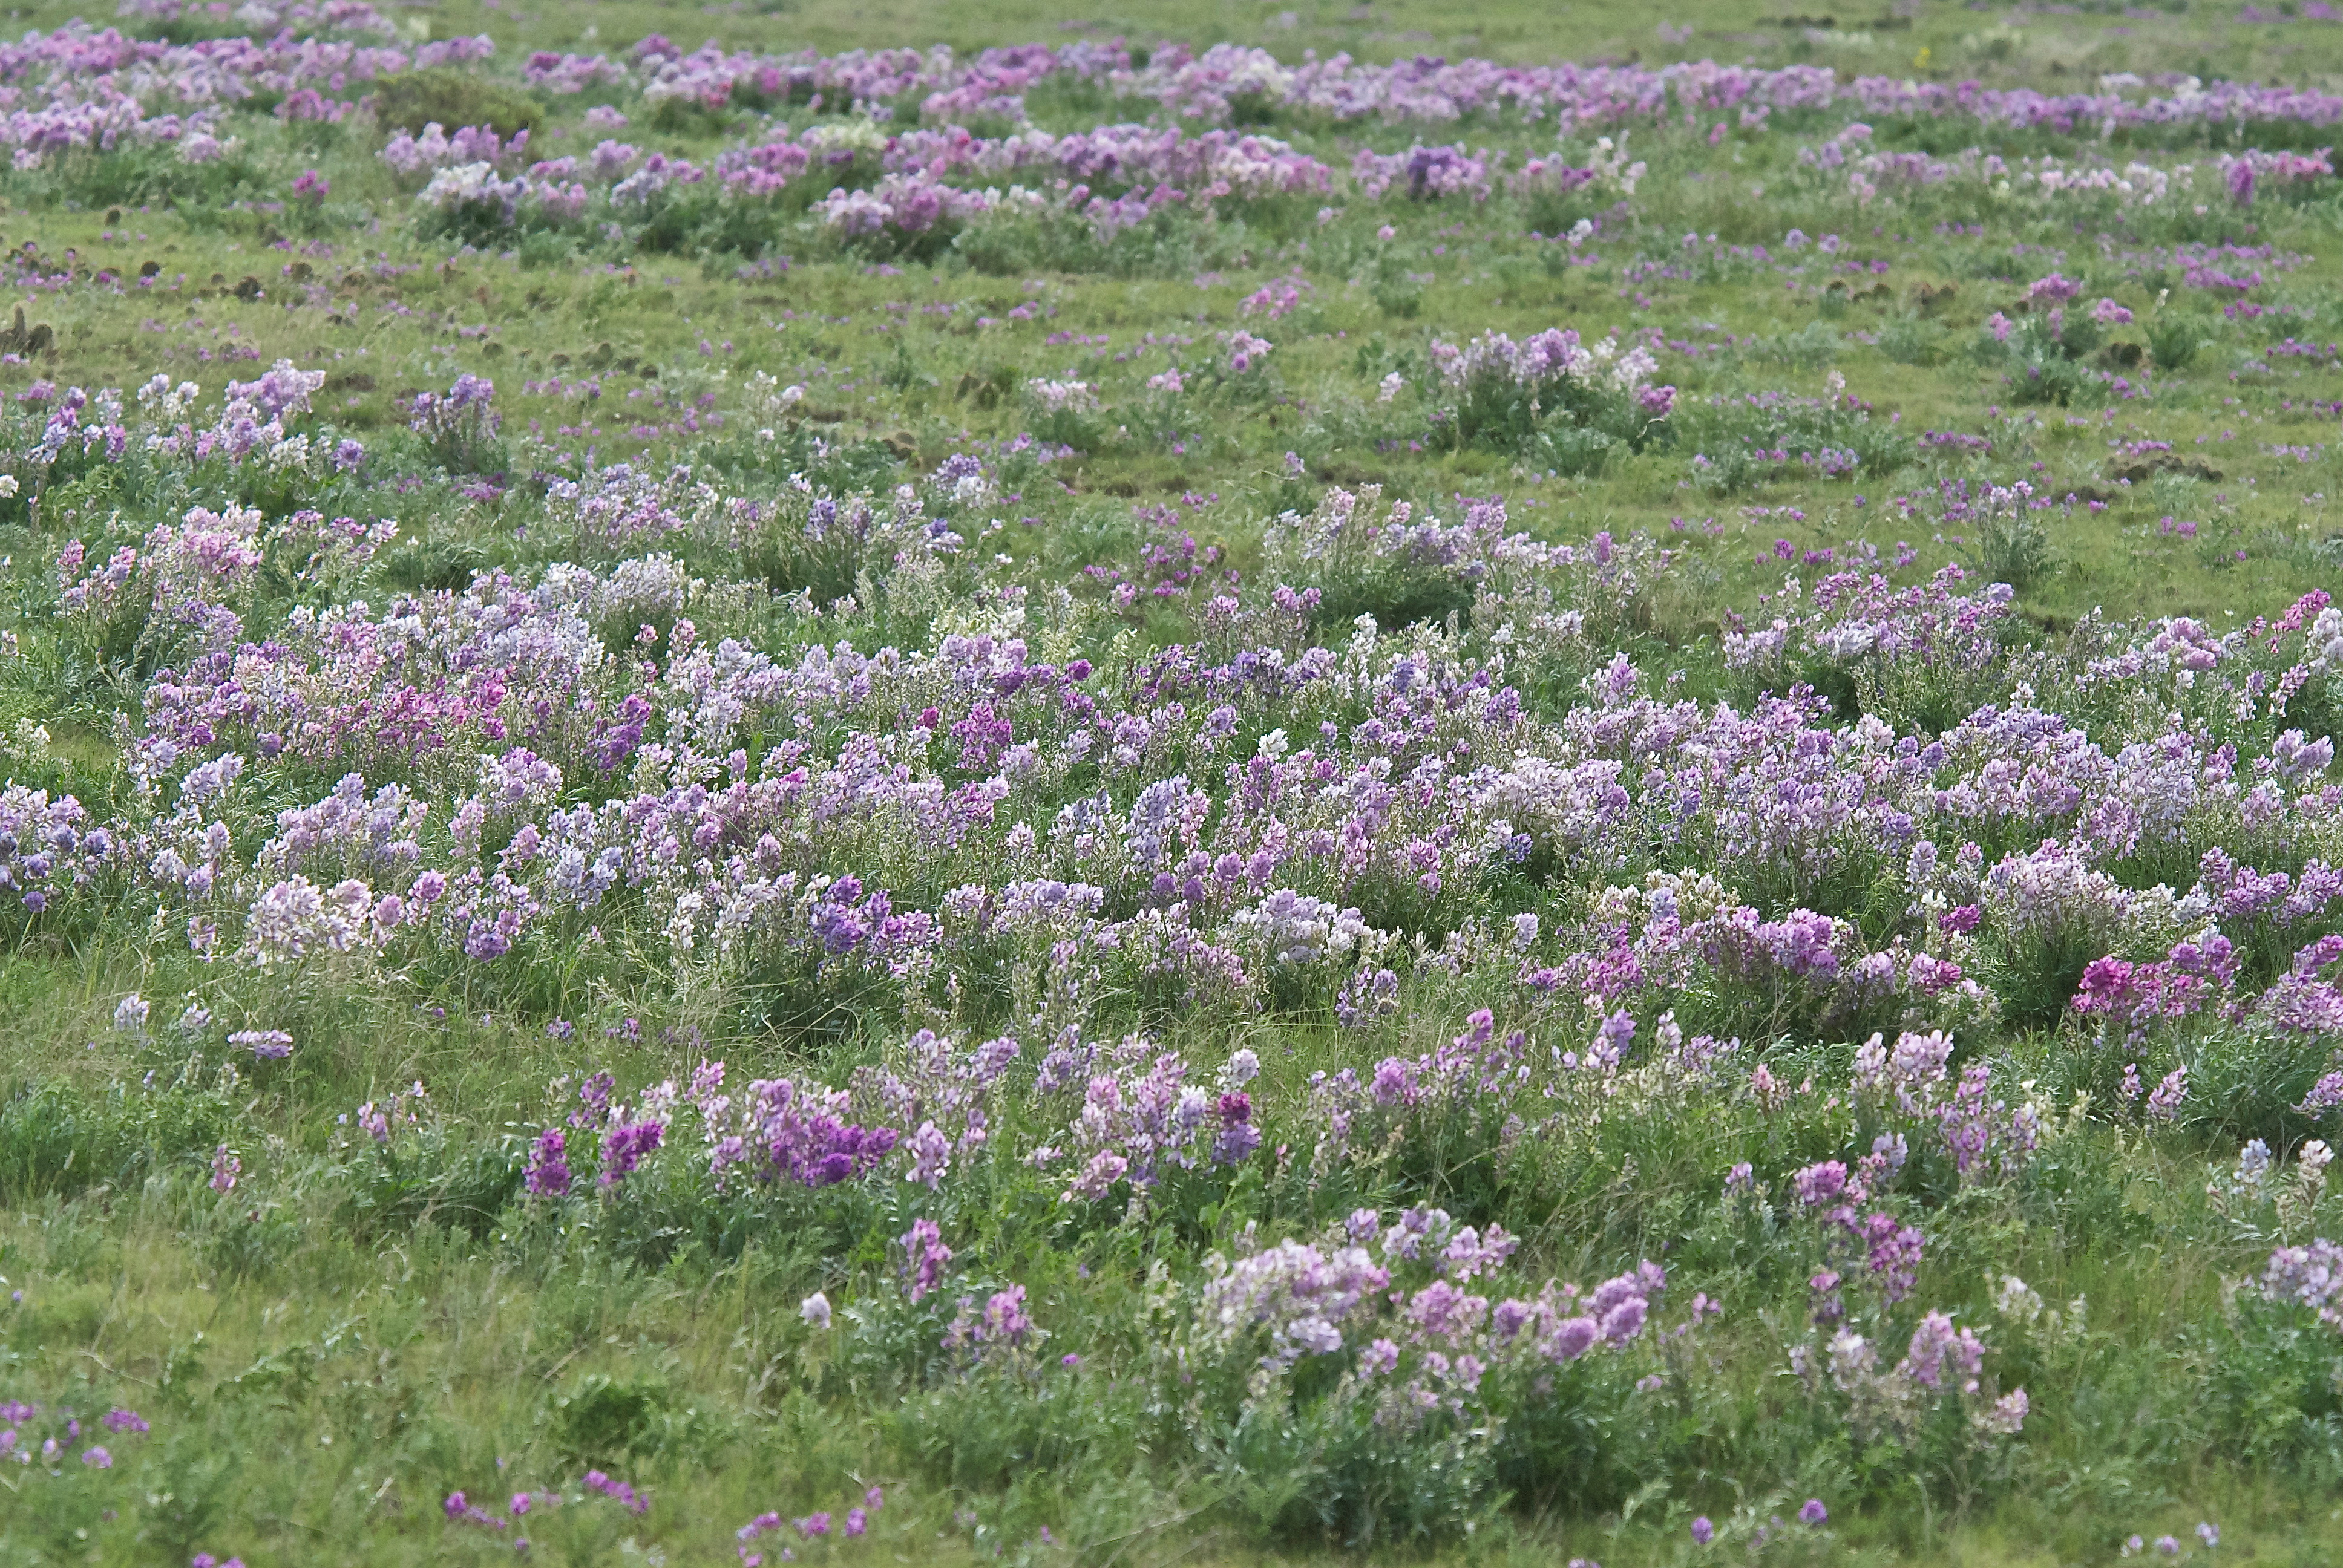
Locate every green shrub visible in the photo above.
<box><xmin>1966</xmin><ymin>505</ymin><xmax>2057</xmax><ymax>592</ymax></box>
<box><xmin>371</xmin><ymin>70</ymin><xmax>545</xmax><ymax>139</ymax></box>
<box><xmin>0</xmin><ymin>1078</ymin><xmax>235</xmax><ymax>1200</ymax></box>
<box><xmin>2147</xmin><ymin>312</ymin><xmax>2208</xmax><ymax>370</ymax></box>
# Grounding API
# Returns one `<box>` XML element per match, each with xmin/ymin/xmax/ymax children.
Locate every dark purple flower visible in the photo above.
<box><xmin>525</xmin><ymin>1128</ymin><xmax>571</xmax><ymax>1198</ymax></box>
<box><xmin>598</xmin><ymin>1120</ymin><xmax>662</xmax><ymax>1187</ymax></box>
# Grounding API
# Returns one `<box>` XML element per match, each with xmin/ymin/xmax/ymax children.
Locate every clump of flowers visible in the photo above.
<box><xmin>417</xmin><ymin>162</ymin><xmax>530</xmax><ymax>233</ymax></box>
<box><xmin>410</xmin><ymin>374</ymin><xmax>503</xmax><ymax>475</ymax></box>
<box><xmin>1173</xmin><ymin>1206</ymin><xmax>1708</xmax><ymax>1539</ymax></box>
<box><xmin>1430</xmin><ymin>325</ymin><xmax>1673</xmax><ymax>455</ymax></box>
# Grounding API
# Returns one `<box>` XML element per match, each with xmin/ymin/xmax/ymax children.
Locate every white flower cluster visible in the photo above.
<box><xmin>419</xmin><ymin>161</ymin><xmax>528</xmax><ymax>218</ymax></box>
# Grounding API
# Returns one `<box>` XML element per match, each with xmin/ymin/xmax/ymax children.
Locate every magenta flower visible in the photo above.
<box><xmin>1792</xmin><ymin>1160</ymin><xmax>1848</xmax><ymax>1207</ymax></box>
<box><xmin>582</xmin><ymin>1469</ymin><xmax>649</xmax><ymax>1513</ymax></box>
